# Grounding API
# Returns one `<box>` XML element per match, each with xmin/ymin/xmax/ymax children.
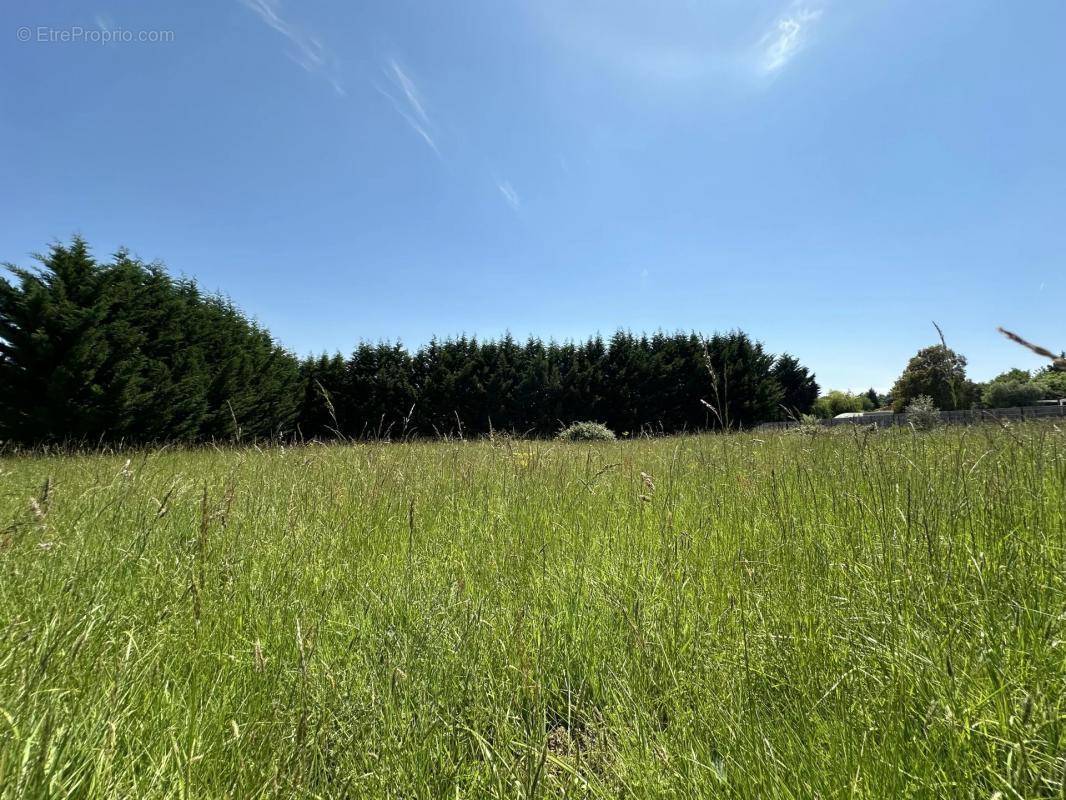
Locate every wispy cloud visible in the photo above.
<box><xmin>377</xmin><ymin>59</ymin><xmax>439</xmax><ymax>155</ymax></box>
<box><xmin>760</xmin><ymin>3</ymin><xmax>824</xmax><ymax>73</ymax></box>
<box><xmin>238</xmin><ymin>0</ymin><xmax>344</xmax><ymax>95</ymax></box>
<box><xmin>497</xmin><ymin>181</ymin><xmax>521</xmax><ymax>211</ymax></box>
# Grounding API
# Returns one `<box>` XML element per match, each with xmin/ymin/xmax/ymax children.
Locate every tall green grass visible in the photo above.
<box><xmin>1</xmin><ymin>424</ymin><xmax>1064</xmax><ymax>798</ymax></box>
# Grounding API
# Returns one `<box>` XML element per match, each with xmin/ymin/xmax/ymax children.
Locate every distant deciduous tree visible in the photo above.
<box><xmin>989</xmin><ymin>368</ymin><xmax>1032</xmax><ymax>384</ymax></box>
<box><xmin>812</xmin><ymin>390</ymin><xmax>867</xmax><ymax>419</ymax></box>
<box><xmin>890</xmin><ymin>345</ymin><xmax>974</xmax><ymax>412</ymax></box>
<box><xmin>982</xmin><ymin>381</ymin><xmax>1043</xmax><ymax>409</ymax></box>
<box><xmin>1033</xmin><ymin>367</ymin><xmax>1066</xmax><ymax>400</ymax></box>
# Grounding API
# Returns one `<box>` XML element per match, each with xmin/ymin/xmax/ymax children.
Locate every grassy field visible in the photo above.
<box><xmin>1</xmin><ymin>424</ymin><xmax>1064</xmax><ymax>798</ymax></box>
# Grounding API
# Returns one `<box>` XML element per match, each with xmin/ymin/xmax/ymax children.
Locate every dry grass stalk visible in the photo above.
<box><xmin>998</xmin><ymin>327</ymin><xmax>1066</xmax><ymax>370</ymax></box>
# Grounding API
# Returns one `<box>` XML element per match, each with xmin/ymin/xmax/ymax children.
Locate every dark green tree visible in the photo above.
<box><xmin>1</xmin><ymin>239</ymin><xmax>299</xmax><ymax>446</ymax></box>
<box><xmin>890</xmin><ymin>345</ymin><xmax>972</xmax><ymax>412</ymax></box>
<box><xmin>771</xmin><ymin>354</ymin><xmax>820</xmax><ymax>419</ymax></box>
<box><xmin>3</xmin><ymin>239</ymin><xmax>820</xmax><ymax>444</ymax></box>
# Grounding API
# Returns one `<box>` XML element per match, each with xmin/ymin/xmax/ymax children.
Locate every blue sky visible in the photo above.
<box><xmin>2</xmin><ymin>0</ymin><xmax>1063</xmax><ymax>392</ymax></box>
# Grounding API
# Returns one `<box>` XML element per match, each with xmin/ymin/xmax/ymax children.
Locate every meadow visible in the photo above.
<box><xmin>1</xmin><ymin>424</ymin><xmax>1063</xmax><ymax>798</ymax></box>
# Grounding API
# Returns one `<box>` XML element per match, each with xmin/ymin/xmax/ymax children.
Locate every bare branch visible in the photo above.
<box><xmin>932</xmin><ymin>321</ymin><xmax>947</xmax><ymax>349</ymax></box>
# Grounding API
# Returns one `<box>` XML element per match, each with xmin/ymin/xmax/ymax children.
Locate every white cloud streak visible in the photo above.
<box><xmin>238</xmin><ymin>0</ymin><xmax>345</xmax><ymax>94</ymax></box>
<box><xmin>761</xmin><ymin>4</ymin><xmax>823</xmax><ymax>73</ymax></box>
<box><xmin>497</xmin><ymin>181</ymin><xmax>521</xmax><ymax>211</ymax></box>
<box><xmin>377</xmin><ymin>59</ymin><xmax>439</xmax><ymax>155</ymax></box>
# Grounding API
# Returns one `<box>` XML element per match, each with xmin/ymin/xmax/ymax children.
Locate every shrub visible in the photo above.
<box><xmin>556</xmin><ymin>421</ymin><xmax>616</xmax><ymax>442</ymax></box>
<box><xmin>982</xmin><ymin>380</ymin><xmax>1043</xmax><ymax>409</ymax></box>
<box><xmin>1033</xmin><ymin>368</ymin><xmax>1066</xmax><ymax>400</ymax></box>
<box><xmin>905</xmin><ymin>395</ymin><xmax>940</xmax><ymax>431</ymax></box>
<box><xmin>793</xmin><ymin>414</ymin><xmax>824</xmax><ymax>437</ymax></box>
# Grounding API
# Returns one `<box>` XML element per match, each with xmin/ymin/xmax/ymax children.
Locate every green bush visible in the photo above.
<box><xmin>982</xmin><ymin>380</ymin><xmax>1043</xmax><ymax>409</ymax></box>
<box><xmin>793</xmin><ymin>413</ymin><xmax>824</xmax><ymax>437</ymax></box>
<box><xmin>556</xmin><ymin>421</ymin><xmax>616</xmax><ymax>442</ymax></box>
<box><xmin>1033</xmin><ymin>368</ymin><xmax>1066</xmax><ymax>400</ymax></box>
<box><xmin>905</xmin><ymin>395</ymin><xmax>940</xmax><ymax>431</ymax></box>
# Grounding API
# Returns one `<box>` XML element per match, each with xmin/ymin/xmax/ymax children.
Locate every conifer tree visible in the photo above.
<box><xmin>2</xmin><ymin>239</ymin><xmax>819</xmax><ymax>445</ymax></box>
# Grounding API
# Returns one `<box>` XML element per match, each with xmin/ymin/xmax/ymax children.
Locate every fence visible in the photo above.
<box><xmin>758</xmin><ymin>404</ymin><xmax>1066</xmax><ymax>431</ymax></box>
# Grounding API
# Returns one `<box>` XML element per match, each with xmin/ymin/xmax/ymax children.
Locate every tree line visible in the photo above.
<box><xmin>812</xmin><ymin>343</ymin><xmax>1066</xmax><ymax>420</ymax></box>
<box><xmin>0</xmin><ymin>240</ymin><xmax>818</xmax><ymax>446</ymax></box>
